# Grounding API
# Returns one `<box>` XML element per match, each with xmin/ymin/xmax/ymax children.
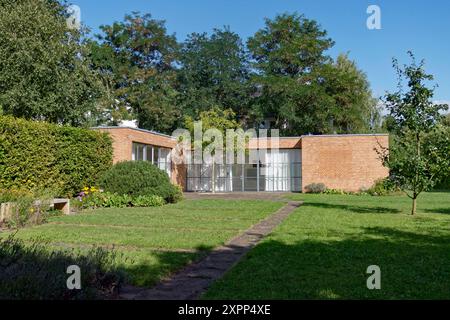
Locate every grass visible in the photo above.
<box><xmin>0</xmin><ymin>199</ymin><xmax>284</xmax><ymax>287</ymax></box>
<box><xmin>203</xmin><ymin>192</ymin><xmax>450</xmax><ymax>299</ymax></box>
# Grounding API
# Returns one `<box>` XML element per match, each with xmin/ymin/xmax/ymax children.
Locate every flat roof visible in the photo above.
<box><xmin>92</xmin><ymin>126</ymin><xmax>388</xmax><ymax>140</ymax></box>
<box><xmin>300</xmin><ymin>133</ymin><xmax>389</xmax><ymax>138</ymax></box>
<box><xmin>91</xmin><ymin>126</ymin><xmax>176</xmax><ymax>139</ymax></box>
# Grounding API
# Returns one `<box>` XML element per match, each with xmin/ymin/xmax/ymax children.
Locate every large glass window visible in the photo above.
<box><xmin>186</xmin><ymin>149</ymin><xmax>302</xmax><ymax>192</ymax></box>
<box><xmin>132</xmin><ymin>142</ymin><xmax>171</xmax><ymax>177</ymax></box>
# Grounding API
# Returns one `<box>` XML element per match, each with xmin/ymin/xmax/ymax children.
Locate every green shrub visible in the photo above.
<box><xmin>131</xmin><ymin>195</ymin><xmax>165</xmax><ymax>207</ymax></box>
<box><xmin>322</xmin><ymin>188</ymin><xmax>347</xmax><ymax>195</ymax></box>
<box><xmin>367</xmin><ymin>178</ymin><xmax>401</xmax><ymax>196</ymax></box>
<box><xmin>0</xmin><ymin>235</ymin><xmax>125</xmax><ymax>300</ymax></box>
<box><xmin>79</xmin><ymin>192</ymin><xmax>132</xmax><ymax>209</ymax></box>
<box><xmin>100</xmin><ymin>161</ymin><xmax>182</xmax><ymax>203</ymax></box>
<box><xmin>305</xmin><ymin>183</ymin><xmax>327</xmax><ymax>194</ymax></box>
<box><xmin>0</xmin><ymin>116</ymin><xmax>113</xmax><ymax>197</ymax></box>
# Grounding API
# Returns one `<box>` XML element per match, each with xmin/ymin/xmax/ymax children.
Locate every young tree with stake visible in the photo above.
<box><xmin>381</xmin><ymin>52</ymin><xmax>449</xmax><ymax>215</ymax></box>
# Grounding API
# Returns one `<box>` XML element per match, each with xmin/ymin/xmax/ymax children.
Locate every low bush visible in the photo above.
<box><xmin>322</xmin><ymin>188</ymin><xmax>347</xmax><ymax>195</ymax></box>
<box><xmin>131</xmin><ymin>195</ymin><xmax>165</xmax><ymax>208</ymax></box>
<box><xmin>0</xmin><ymin>235</ymin><xmax>125</xmax><ymax>300</ymax></box>
<box><xmin>78</xmin><ymin>191</ymin><xmax>132</xmax><ymax>210</ymax></box>
<box><xmin>76</xmin><ymin>187</ymin><xmax>165</xmax><ymax>209</ymax></box>
<box><xmin>304</xmin><ymin>183</ymin><xmax>327</xmax><ymax>194</ymax></box>
<box><xmin>99</xmin><ymin>161</ymin><xmax>183</xmax><ymax>203</ymax></box>
<box><xmin>367</xmin><ymin>178</ymin><xmax>401</xmax><ymax>196</ymax></box>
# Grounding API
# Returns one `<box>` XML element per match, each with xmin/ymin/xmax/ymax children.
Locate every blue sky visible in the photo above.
<box><xmin>71</xmin><ymin>0</ymin><xmax>449</xmax><ymax>103</ymax></box>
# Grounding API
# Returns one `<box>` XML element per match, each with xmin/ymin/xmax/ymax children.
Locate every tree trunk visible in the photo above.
<box><xmin>411</xmin><ymin>197</ymin><xmax>417</xmax><ymax>215</ymax></box>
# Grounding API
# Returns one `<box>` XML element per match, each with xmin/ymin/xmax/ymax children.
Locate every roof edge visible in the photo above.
<box><xmin>300</xmin><ymin>133</ymin><xmax>389</xmax><ymax>138</ymax></box>
<box><xmin>91</xmin><ymin>127</ymin><xmax>388</xmax><ymax>140</ymax></box>
<box><xmin>91</xmin><ymin>126</ymin><xmax>176</xmax><ymax>140</ymax></box>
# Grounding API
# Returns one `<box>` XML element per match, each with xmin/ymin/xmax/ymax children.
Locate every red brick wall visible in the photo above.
<box><xmin>301</xmin><ymin>135</ymin><xmax>389</xmax><ymax>192</ymax></box>
<box><xmin>93</xmin><ymin>128</ymin><xmax>388</xmax><ymax>193</ymax></box>
<box><xmin>249</xmin><ymin>137</ymin><xmax>302</xmax><ymax>149</ymax></box>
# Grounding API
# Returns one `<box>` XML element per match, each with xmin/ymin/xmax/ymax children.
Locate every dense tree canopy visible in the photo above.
<box><xmin>177</xmin><ymin>28</ymin><xmax>252</xmax><ymax>122</ymax></box>
<box><xmin>89</xmin><ymin>12</ymin><xmax>180</xmax><ymax>133</ymax></box>
<box><xmin>247</xmin><ymin>13</ymin><xmax>379</xmax><ymax>135</ymax></box>
<box><xmin>2</xmin><ymin>3</ymin><xmax>382</xmax><ymax>136</ymax></box>
<box><xmin>0</xmin><ymin>0</ymin><xmax>105</xmax><ymax>126</ymax></box>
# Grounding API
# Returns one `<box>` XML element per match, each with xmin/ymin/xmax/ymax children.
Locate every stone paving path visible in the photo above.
<box><xmin>119</xmin><ymin>200</ymin><xmax>302</xmax><ymax>300</ymax></box>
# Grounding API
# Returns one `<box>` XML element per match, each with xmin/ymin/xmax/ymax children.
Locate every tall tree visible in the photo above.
<box><xmin>0</xmin><ymin>0</ymin><xmax>105</xmax><ymax>126</ymax></box>
<box><xmin>323</xmin><ymin>54</ymin><xmax>380</xmax><ymax>133</ymax></box>
<box><xmin>177</xmin><ymin>28</ymin><xmax>252</xmax><ymax>123</ymax></box>
<box><xmin>90</xmin><ymin>12</ymin><xmax>180</xmax><ymax>133</ymax></box>
<box><xmin>381</xmin><ymin>52</ymin><xmax>449</xmax><ymax>215</ymax></box>
<box><xmin>248</xmin><ymin>13</ymin><xmax>377</xmax><ymax>135</ymax></box>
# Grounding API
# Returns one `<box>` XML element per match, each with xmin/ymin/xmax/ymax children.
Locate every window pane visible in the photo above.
<box><xmin>145</xmin><ymin>146</ymin><xmax>153</xmax><ymax>162</ymax></box>
<box><xmin>137</xmin><ymin>144</ymin><xmax>144</xmax><ymax>161</ymax></box>
<box><xmin>153</xmin><ymin>147</ymin><xmax>159</xmax><ymax>164</ymax></box>
<box><xmin>132</xmin><ymin>142</ymin><xmax>146</xmax><ymax>161</ymax></box>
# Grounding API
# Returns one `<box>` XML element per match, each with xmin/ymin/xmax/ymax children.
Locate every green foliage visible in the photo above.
<box><xmin>304</xmin><ymin>183</ymin><xmax>327</xmax><ymax>194</ymax></box>
<box><xmin>78</xmin><ymin>190</ymin><xmax>165</xmax><ymax>209</ymax></box>
<box><xmin>79</xmin><ymin>192</ymin><xmax>132</xmax><ymax>209</ymax></box>
<box><xmin>0</xmin><ymin>235</ymin><xmax>125</xmax><ymax>300</ymax></box>
<box><xmin>247</xmin><ymin>13</ymin><xmax>378</xmax><ymax>135</ymax></box>
<box><xmin>100</xmin><ymin>161</ymin><xmax>182</xmax><ymax>203</ymax></box>
<box><xmin>0</xmin><ymin>116</ymin><xmax>113</xmax><ymax>196</ymax></box>
<box><xmin>90</xmin><ymin>11</ymin><xmax>379</xmax><ymax>136</ymax></box>
<box><xmin>322</xmin><ymin>188</ymin><xmax>348</xmax><ymax>195</ymax></box>
<box><xmin>381</xmin><ymin>52</ymin><xmax>450</xmax><ymax>214</ymax></box>
<box><xmin>90</xmin><ymin>12</ymin><xmax>180</xmax><ymax>133</ymax></box>
<box><xmin>0</xmin><ymin>188</ymin><xmax>61</xmax><ymax>228</ymax></box>
<box><xmin>0</xmin><ymin>0</ymin><xmax>106</xmax><ymax>126</ymax></box>
<box><xmin>366</xmin><ymin>178</ymin><xmax>401</xmax><ymax>196</ymax></box>
<box><xmin>177</xmin><ymin>27</ymin><xmax>252</xmax><ymax>120</ymax></box>
<box><xmin>131</xmin><ymin>195</ymin><xmax>165</xmax><ymax>207</ymax></box>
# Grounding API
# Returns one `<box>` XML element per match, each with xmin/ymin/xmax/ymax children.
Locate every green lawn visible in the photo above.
<box><xmin>203</xmin><ymin>192</ymin><xmax>450</xmax><ymax>299</ymax></box>
<box><xmin>1</xmin><ymin>199</ymin><xmax>284</xmax><ymax>287</ymax></box>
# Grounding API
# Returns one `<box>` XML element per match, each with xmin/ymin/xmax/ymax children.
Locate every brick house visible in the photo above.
<box><xmin>94</xmin><ymin>127</ymin><xmax>389</xmax><ymax>193</ymax></box>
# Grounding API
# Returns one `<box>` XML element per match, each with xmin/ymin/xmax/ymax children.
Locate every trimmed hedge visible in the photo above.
<box><xmin>0</xmin><ymin>116</ymin><xmax>113</xmax><ymax>196</ymax></box>
<box><xmin>100</xmin><ymin>161</ymin><xmax>183</xmax><ymax>203</ymax></box>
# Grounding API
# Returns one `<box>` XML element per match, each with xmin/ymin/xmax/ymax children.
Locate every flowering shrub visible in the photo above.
<box><xmin>76</xmin><ymin>186</ymin><xmax>165</xmax><ymax>209</ymax></box>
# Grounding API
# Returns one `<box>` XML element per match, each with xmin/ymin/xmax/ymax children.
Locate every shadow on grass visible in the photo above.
<box><xmin>119</xmin><ymin>245</ymin><xmax>214</xmax><ymax>288</ymax></box>
<box><xmin>424</xmin><ymin>208</ymin><xmax>450</xmax><ymax>215</ymax></box>
<box><xmin>204</xmin><ymin>227</ymin><xmax>450</xmax><ymax>300</ymax></box>
<box><xmin>302</xmin><ymin>202</ymin><xmax>401</xmax><ymax>214</ymax></box>
<box><xmin>0</xmin><ymin>235</ymin><xmax>125</xmax><ymax>300</ymax></box>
